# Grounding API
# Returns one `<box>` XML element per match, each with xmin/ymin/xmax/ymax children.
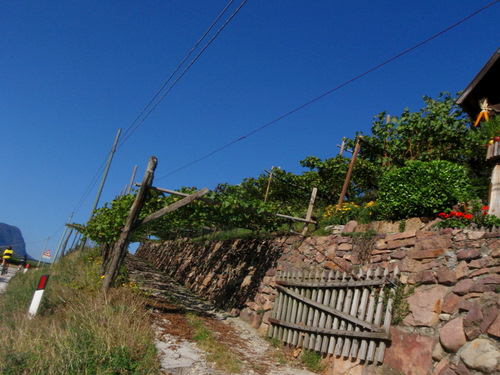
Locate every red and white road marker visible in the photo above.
<box><xmin>28</xmin><ymin>274</ymin><xmax>50</xmax><ymax>317</ymax></box>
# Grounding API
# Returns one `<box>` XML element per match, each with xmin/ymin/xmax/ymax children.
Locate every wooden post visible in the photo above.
<box><xmin>102</xmin><ymin>156</ymin><xmax>157</xmax><ymax>292</ymax></box>
<box><xmin>337</xmin><ymin>138</ymin><xmax>346</xmax><ymax>156</ymax></box>
<box><xmin>337</xmin><ymin>137</ymin><xmax>362</xmax><ymax>210</ymax></box>
<box><xmin>489</xmin><ymin>163</ymin><xmax>500</xmax><ymax>217</ymax></box>
<box><xmin>264</xmin><ymin>167</ymin><xmax>274</xmax><ymax>202</ymax></box>
<box><xmin>127</xmin><ymin>165</ymin><xmax>138</xmax><ymax>194</ymax></box>
<box><xmin>302</xmin><ymin>188</ymin><xmax>318</xmax><ymax>235</ymax></box>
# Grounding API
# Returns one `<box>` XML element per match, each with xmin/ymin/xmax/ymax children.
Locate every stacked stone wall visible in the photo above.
<box><xmin>135</xmin><ymin>226</ymin><xmax>500</xmax><ymax>375</ymax></box>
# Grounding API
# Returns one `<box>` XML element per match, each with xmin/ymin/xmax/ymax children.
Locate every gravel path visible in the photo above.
<box><xmin>125</xmin><ymin>254</ymin><xmax>317</xmax><ymax>375</ymax></box>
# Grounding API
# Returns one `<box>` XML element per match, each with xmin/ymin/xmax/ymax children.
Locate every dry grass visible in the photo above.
<box><xmin>0</xmin><ymin>248</ymin><xmax>160</xmax><ymax>374</ymax></box>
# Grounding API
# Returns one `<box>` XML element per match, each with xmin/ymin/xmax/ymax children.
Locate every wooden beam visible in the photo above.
<box><xmin>136</xmin><ymin>183</ymin><xmax>215</xmax><ymax>205</ymax></box>
<box><xmin>268</xmin><ymin>318</ymin><xmax>390</xmax><ymax>340</ymax></box>
<box><xmin>138</xmin><ymin>188</ymin><xmax>210</xmax><ymax>226</ymax></box>
<box><xmin>275</xmin><ymin>213</ymin><xmax>316</xmax><ymax>224</ymax></box>
<box><xmin>275</xmin><ymin>279</ymin><xmax>386</xmax><ymax>288</ymax></box>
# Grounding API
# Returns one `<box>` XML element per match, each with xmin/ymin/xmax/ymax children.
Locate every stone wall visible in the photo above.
<box><xmin>135</xmin><ymin>224</ymin><xmax>500</xmax><ymax>375</ymax></box>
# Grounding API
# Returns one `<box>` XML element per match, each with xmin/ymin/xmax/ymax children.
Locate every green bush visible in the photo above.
<box><xmin>378</xmin><ymin>160</ymin><xmax>473</xmax><ymax>220</ymax></box>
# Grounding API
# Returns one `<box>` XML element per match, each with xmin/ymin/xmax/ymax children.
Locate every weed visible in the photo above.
<box><xmin>268</xmin><ymin>337</ymin><xmax>282</xmax><ymax>348</ymax></box>
<box><xmin>374</xmin><ymin>281</ymin><xmax>414</xmax><ymax>325</ymax></box>
<box><xmin>301</xmin><ymin>349</ymin><xmax>326</xmax><ymax>373</ymax></box>
<box><xmin>399</xmin><ymin>220</ymin><xmax>406</xmax><ymax>232</ymax></box>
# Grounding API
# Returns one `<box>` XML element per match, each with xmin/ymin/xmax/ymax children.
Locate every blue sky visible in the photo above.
<box><xmin>1</xmin><ymin>1</ymin><xmax>499</xmax><ymax>260</ymax></box>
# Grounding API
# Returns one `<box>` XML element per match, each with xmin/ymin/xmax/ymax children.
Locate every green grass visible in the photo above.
<box><xmin>301</xmin><ymin>349</ymin><xmax>326</xmax><ymax>373</ymax></box>
<box><xmin>0</xmin><ymin>247</ymin><xmax>160</xmax><ymax>374</ymax></box>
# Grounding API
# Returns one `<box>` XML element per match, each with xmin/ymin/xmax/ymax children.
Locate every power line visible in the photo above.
<box><xmin>116</xmin><ymin>0</ymin><xmax>248</xmax><ymax>150</ymax></box>
<box><xmin>71</xmin><ymin>157</ymin><xmax>108</xmax><ymax>214</ymax></box>
<box><xmin>117</xmin><ymin>0</ymin><xmax>237</xmax><ymax>147</ymax></box>
<box><xmin>156</xmin><ymin>0</ymin><xmax>500</xmax><ymax>181</ymax></box>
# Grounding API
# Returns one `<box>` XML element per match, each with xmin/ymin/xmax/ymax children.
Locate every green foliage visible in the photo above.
<box><xmin>80</xmin><ymin>182</ymin><xmax>297</xmax><ymax>244</ymax></box>
<box><xmin>300</xmin><ymin>154</ymin><xmax>378</xmax><ymax>202</ymax></box>
<box><xmin>378</xmin><ymin>160</ymin><xmax>473</xmax><ymax>220</ymax></box>
<box><xmin>300</xmin><ymin>350</ymin><xmax>326</xmax><ymax>373</ymax></box>
<box><xmin>357</xmin><ymin>92</ymin><xmax>480</xmax><ymax>167</ymax></box>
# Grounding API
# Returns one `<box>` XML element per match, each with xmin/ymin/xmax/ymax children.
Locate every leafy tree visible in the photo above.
<box><xmin>357</xmin><ymin>92</ymin><xmax>481</xmax><ymax>166</ymax></box>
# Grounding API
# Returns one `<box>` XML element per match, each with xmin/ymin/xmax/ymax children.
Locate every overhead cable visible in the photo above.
<box><xmin>117</xmin><ymin>0</ymin><xmax>237</xmax><ymax>148</ymax></box>
<box><xmin>116</xmin><ymin>0</ymin><xmax>248</xmax><ymax>150</ymax></box>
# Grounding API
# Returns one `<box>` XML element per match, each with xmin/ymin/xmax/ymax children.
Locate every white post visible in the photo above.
<box><xmin>28</xmin><ymin>274</ymin><xmax>50</xmax><ymax>317</ymax></box>
<box><xmin>489</xmin><ymin>164</ymin><xmax>500</xmax><ymax>217</ymax></box>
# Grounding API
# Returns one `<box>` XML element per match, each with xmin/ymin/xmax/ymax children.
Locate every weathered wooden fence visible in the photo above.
<box><xmin>268</xmin><ymin>266</ymin><xmax>399</xmax><ymax>363</ymax></box>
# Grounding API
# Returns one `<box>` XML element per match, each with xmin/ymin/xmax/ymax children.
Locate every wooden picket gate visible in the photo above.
<box><xmin>268</xmin><ymin>266</ymin><xmax>399</xmax><ymax>364</ymax></box>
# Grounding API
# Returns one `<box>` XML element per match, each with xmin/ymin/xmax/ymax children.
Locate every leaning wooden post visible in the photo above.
<box><xmin>486</xmin><ymin>137</ymin><xmax>500</xmax><ymax>217</ymax></box>
<box><xmin>302</xmin><ymin>187</ymin><xmax>318</xmax><ymax>236</ymax></box>
<box><xmin>102</xmin><ymin>156</ymin><xmax>157</xmax><ymax>292</ymax></box>
<box><xmin>264</xmin><ymin>166</ymin><xmax>274</xmax><ymax>202</ymax></box>
<box><xmin>337</xmin><ymin>137</ymin><xmax>362</xmax><ymax>210</ymax></box>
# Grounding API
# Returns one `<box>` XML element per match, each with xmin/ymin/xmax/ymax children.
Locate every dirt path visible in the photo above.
<box><xmin>125</xmin><ymin>255</ymin><xmax>317</xmax><ymax>375</ymax></box>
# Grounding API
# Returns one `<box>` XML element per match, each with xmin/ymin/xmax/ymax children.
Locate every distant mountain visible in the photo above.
<box><xmin>0</xmin><ymin>223</ymin><xmax>27</xmax><ymax>258</ymax></box>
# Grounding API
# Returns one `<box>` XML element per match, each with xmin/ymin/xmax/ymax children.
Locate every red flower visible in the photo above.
<box><xmin>456</xmin><ymin>212</ymin><xmax>464</xmax><ymax>218</ymax></box>
<box><xmin>464</xmin><ymin>214</ymin><xmax>473</xmax><ymax>219</ymax></box>
<box><xmin>438</xmin><ymin>212</ymin><xmax>446</xmax><ymax>217</ymax></box>
<box><xmin>482</xmin><ymin>206</ymin><xmax>489</xmax><ymax>211</ymax></box>
<box><xmin>448</xmin><ymin>211</ymin><xmax>457</xmax><ymax>217</ymax></box>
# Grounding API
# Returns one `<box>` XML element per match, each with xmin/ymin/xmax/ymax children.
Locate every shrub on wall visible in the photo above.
<box><xmin>378</xmin><ymin>160</ymin><xmax>473</xmax><ymax>220</ymax></box>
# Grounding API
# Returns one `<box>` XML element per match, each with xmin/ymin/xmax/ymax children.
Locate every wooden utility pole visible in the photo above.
<box><xmin>337</xmin><ymin>137</ymin><xmax>362</xmax><ymax>210</ymax></box>
<box><xmin>37</xmin><ymin>237</ymin><xmax>50</xmax><ymax>267</ymax></box>
<box><xmin>80</xmin><ymin>128</ymin><xmax>122</xmax><ymax>251</ymax></box>
<box><xmin>102</xmin><ymin>156</ymin><xmax>157</xmax><ymax>292</ymax></box>
<box><xmin>60</xmin><ymin>227</ymin><xmax>74</xmax><ymax>257</ymax></box>
<box><xmin>52</xmin><ymin>212</ymin><xmax>73</xmax><ymax>264</ymax></box>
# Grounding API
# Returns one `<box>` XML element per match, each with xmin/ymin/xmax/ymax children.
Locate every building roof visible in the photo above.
<box><xmin>457</xmin><ymin>47</ymin><xmax>500</xmax><ymax>119</ymax></box>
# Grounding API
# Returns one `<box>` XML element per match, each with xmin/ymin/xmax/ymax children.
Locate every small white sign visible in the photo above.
<box><xmin>41</xmin><ymin>249</ymin><xmax>51</xmax><ymax>259</ymax></box>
